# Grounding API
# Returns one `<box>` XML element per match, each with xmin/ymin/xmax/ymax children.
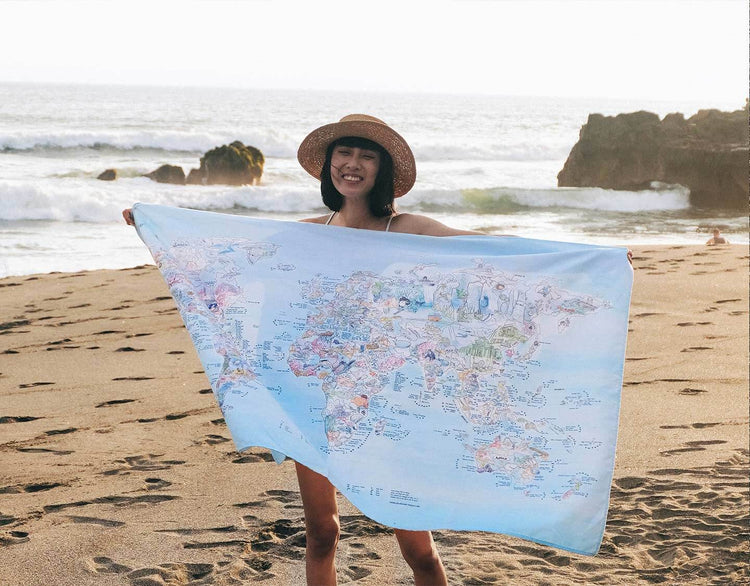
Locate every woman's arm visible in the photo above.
<box><xmin>390</xmin><ymin>213</ymin><xmax>488</xmax><ymax>237</ymax></box>
<box><xmin>391</xmin><ymin>213</ymin><xmax>632</xmax><ymax>264</ymax></box>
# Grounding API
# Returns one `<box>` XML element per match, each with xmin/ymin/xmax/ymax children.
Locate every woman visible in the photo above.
<box><xmin>293</xmin><ymin>114</ymin><xmax>480</xmax><ymax>585</ymax></box>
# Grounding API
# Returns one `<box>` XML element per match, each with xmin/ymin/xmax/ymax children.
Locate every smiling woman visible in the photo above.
<box><xmin>276</xmin><ymin>113</ymin><xmax>487</xmax><ymax>585</ymax></box>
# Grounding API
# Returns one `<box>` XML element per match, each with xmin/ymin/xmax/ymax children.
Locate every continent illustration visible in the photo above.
<box><xmin>152</xmin><ymin>233</ymin><xmax>611</xmax><ymax>497</ymax></box>
<box><xmin>151</xmin><ymin>237</ymin><xmax>278</xmax><ymax>404</ymax></box>
<box><xmin>287</xmin><ymin>260</ymin><xmax>610</xmax><ymax>492</ymax></box>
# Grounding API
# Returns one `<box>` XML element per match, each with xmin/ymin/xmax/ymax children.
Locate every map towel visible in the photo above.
<box><xmin>132</xmin><ymin>203</ymin><xmax>633</xmax><ymax>556</ymax></box>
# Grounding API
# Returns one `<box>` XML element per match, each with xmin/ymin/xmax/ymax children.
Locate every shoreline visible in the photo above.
<box><xmin>0</xmin><ymin>244</ymin><xmax>747</xmax><ymax>584</ymax></box>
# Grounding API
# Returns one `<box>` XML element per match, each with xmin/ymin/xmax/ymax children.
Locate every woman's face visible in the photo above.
<box><xmin>330</xmin><ymin>144</ymin><xmax>381</xmax><ymax>199</ymax></box>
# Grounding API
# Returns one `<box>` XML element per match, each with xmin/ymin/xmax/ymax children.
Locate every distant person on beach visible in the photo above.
<box><xmin>706</xmin><ymin>228</ymin><xmax>729</xmax><ymax>245</ymax></box>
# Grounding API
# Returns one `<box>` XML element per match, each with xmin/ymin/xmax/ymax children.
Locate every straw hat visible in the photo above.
<box><xmin>297</xmin><ymin>114</ymin><xmax>416</xmax><ymax>198</ymax></box>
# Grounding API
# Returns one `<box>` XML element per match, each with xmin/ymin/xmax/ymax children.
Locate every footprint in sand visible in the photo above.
<box><xmin>0</xmin><ymin>319</ymin><xmax>31</xmax><ymax>332</ymax></box>
<box><xmin>0</xmin><ymin>514</ymin><xmax>16</xmax><ymax>527</ymax></box>
<box><xmin>234</xmin><ymin>489</ymin><xmax>302</xmax><ymax>511</ymax></box>
<box><xmin>660</xmin><ymin>446</ymin><xmax>706</xmax><ymax>456</ymax></box>
<box><xmin>18</xmin><ymin>381</ymin><xmax>55</xmax><ymax>389</ymax></box>
<box><xmin>101</xmin><ymin>454</ymin><xmax>186</xmax><ymax>476</ymax></box>
<box><xmin>115</xmin><ymin>347</ymin><xmax>146</xmax><ymax>352</ymax></box>
<box><xmin>0</xmin><ymin>530</ymin><xmax>30</xmax><ymax>546</ymax></box>
<box><xmin>96</xmin><ymin>399</ymin><xmax>137</xmax><ymax>408</ymax></box>
<box><xmin>126</xmin><ymin>563</ymin><xmax>214</xmax><ymax>584</ymax></box>
<box><xmin>231</xmin><ymin>451</ymin><xmax>276</xmax><ymax>464</ymax></box>
<box><xmin>679</xmin><ymin>388</ymin><xmax>707</xmax><ymax>395</ymax></box>
<box><xmin>67</xmin><ymin>516</ymin><xmax>125</xmax><ymax>527</ymax></box>
<box><xmin>44</xmin><ymin>494</ymin><xmax>180</xmax><ymax>513</ymax></box>
<box><xmin>342</xmin><ymin>565</ymin><xmax>373</xmax><ymax>580</ymax></box>
<box><xmin>143</xmin><ymin>478</ymin><xmax>172</xmax><ymax>490</ymax></box>
<box><xmin>199</xmin><ymin>434</ymin><xmax>230</xmax><ymax>445</ymax></box>
<box><xmin>164</xmin><ymin>408</ymin><xmax>210</xmax><ymax>421</ymax></box>
<box><xmin>45</xmin><ymin>427</ymin><xmax>77</xmax><ymax>436</ymax></box>
<box><xmin>16</xmin><ymin>447</ymin><xmax>73</xmax><ymax>455</ymax></box>
<box><xmin>1</xmin><ymin>482</ymin><xmax>65</xmax><ymax>494</ymax></box>
<box><xmin>86</xmin><ymin>556</ymin><xmax>132</xmax><ymax>575</ymax></box>
<box><xmin>660</xmin><ymin>421</ymin><xmax>723</xmax><ymax>430</ymax></box>
<box><xmin>0</xmin><ymin>416</ymin><xmax>42</xmax><ymax>423</ymax></box>
<box><xmin>680</xmin><ymin>346</ymin><xmax>712</xmax><ymax>352</ymax></box>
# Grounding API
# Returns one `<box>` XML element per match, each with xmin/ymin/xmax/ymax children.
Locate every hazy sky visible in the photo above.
<box><xmin>1</xmin><ymin>0</ymin><xmax>747</xmax><ymax>101</ymax></box>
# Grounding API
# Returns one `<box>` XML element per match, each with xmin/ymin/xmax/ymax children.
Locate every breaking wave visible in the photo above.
<box><xmin>0</xmin><ymin>178</ymin><xmax>691</xmax><ymax>223</ymax></box>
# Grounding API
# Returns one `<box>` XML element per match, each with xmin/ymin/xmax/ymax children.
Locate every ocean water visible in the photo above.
<box><xmin>0</xmin><ymin>83</ymin><xmax>746</xmax><ymax>277</ymax></box>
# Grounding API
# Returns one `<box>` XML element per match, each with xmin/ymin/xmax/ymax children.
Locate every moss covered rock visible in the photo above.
<box><xmin>187</xmin><ymin>141</ymin><xmax>264</xmax><ymax>186</ymax></box>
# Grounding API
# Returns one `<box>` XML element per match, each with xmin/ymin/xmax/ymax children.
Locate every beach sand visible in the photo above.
<box><xmin>0</xmin><ymin>245</ymin><xmax>747</xmax><ymax>585</ymax></box>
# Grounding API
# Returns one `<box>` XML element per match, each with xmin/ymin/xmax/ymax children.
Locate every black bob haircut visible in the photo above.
<box><xmin>320</xmin><ymin>136</ymin><xmax>395</xmax><ymax>217</ymax></box>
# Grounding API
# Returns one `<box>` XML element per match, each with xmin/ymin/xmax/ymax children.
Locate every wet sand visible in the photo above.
<box><xmin>0</xmin><ymin>244</ymin><xmax>747</xmax><ymax>585</ymax></box>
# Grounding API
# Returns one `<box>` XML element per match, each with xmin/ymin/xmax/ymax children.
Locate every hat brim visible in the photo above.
<box><xmin>297</xmin><ymin>119</ymin><xmax>416</xmax><ymax>198</ymax></box>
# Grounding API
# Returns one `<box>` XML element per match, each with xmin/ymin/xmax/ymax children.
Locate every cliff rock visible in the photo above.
<box><xmin>186</xmin><ymin>141</ymin><xmax>264</xmax><ymax>186</ymax></box>
<box><xmin>557</xmin><ymin>107</ymin><xmax>749</xmax><ymax>209</ymax></box>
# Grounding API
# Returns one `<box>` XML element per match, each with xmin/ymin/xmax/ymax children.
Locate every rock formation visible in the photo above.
<box><xmin>557</xmin><ymin>106</ymin><xmax>749</xmax><ymax>209</ymax></box>
<box><xmin>186</xmin><ymin>141</ymin><xmax>264</xmax><ymax>186</ymax></box>
<box><xmin>97</xmin><ymin>169</ymin><xmax>117</xmax><ymax>181</ymax></box>
<box><xmin>144</xmin><ymin>164</ymin><xmax>186</xmax><ymax>185</ymax></box>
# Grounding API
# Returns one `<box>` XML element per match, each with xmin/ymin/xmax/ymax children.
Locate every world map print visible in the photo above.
<box><xmin>133</xmin><ymin>203</ymin><xmax>633</xmax><ymax>555</ymax></box>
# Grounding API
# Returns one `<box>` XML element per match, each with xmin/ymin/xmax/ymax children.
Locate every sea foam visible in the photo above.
<box><xmin>0</xmin><ymin>178</ymin><xmax>691</xmax><ymax>224</ymax></box>
<box><xmin>0</xmin><ymin>129</ymin><xmax>299</xmax><ymax>158</ymax></box>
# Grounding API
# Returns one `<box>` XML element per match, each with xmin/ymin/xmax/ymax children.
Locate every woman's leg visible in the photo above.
<box><xmin>394</xmin><ymin>529</ymin><xmax>447</xmax><ymax>585</ymax></box>
<box><xmin>295</xmin><ymin>461</ymin><xmax>340</xmax><ymax>585</ymax></box>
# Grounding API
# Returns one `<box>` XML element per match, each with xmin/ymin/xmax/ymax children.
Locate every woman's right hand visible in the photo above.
<box><xmin>122</xmin><ymin>208</ymin><xmax>135</xmax><ymax>226</ymax></box>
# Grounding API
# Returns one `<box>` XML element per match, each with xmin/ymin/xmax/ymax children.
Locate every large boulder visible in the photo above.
<box><xmin>144</xmin><ymin>164</ymin><xmax>186</xmax><ymax>185</ymax></box>
<box><xmin>186</xmin><ymin>141</ymin><xmax>264</xmax><ymax>186</ymax></box>
<box><xmin>557</xmin><ymin>106</ymin><xmax>749</xmax><ymax>209</ymax></box>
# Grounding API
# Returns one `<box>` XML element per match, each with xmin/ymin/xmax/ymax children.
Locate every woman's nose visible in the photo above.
<box><xmin>344</xmin><ymin>155</ymin><xmax>361</xmax><ymax>169</ymax></box>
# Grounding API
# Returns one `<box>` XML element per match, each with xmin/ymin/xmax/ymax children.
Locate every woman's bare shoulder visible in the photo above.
<box><xmin>390</xmin><ymin>213</ymin><xmax>482</xmax><ymax>236</ymax></box>
<box><xmin>299</xmin><ymin>214</ymin><xmax>331</xmax><ymax>224</ymax></box>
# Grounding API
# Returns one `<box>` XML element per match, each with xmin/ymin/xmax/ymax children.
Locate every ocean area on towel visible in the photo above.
<box><xmin>0</xmin><ymin>82</ymin><xmax>746</xmax><ymax>278</ymax></box>
<box><xmin>133</xmin><ymin>203</ymin><xmax>633</xmax><ymax>555</ymax></box>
